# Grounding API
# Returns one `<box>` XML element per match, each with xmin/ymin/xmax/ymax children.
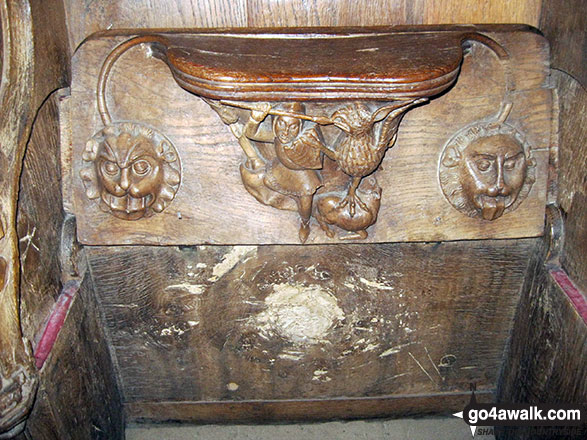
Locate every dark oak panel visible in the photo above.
<box><xmin>17</xmin><ymin>93</ymin><xmax>64</xmax><ymax>344</ymax></box>
<box><xmin>126</xmin><ymin>390</ymin><xmax>495</xmax><ymax>423</ymax></box>
<box><xmin>87</xmin><ymin>239</ymin><xmax>535</xmax><ymax>412</ymax></box>
<box><xmin>539</xmin><ymin>0</ymin><xmax>586</xmax><ymax>87</ymax></box>
<box><xmin>23</xmin><ymin>278</ymin><xmax>124</xmax><ymax>440</ymax></box>
<box><xmin>497</xmin><ymin>234</ymin><xmax>586</xmax><ymax>439</ymax></box>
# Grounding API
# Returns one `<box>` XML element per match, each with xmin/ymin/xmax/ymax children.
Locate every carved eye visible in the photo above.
<box><xmin>132</xmin><ymin>160</ymin><xmax>151</xmax><ymax>176</ymax></box>
<box><xmin>475</xmin><ymin>159</ymin><xmax>491</xmax><ymax>172</ymax></box>
<box><xmin>102</xmin><ymin>160</ymin><xmax>119</xmax><ymax>176</ymax></box>
<box><xmin>504</xmin><ymin>157</ymin><xmax>519</xmax><ymax>170</ymax></box>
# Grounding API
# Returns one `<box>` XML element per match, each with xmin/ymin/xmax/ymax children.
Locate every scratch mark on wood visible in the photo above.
<box><xmin>408</xmin><ymin>351</ymin><xmax>436</xmax><ymax>384</ymax></box>
<box><xmin>19</xmin><ymin>225</ymin><xmax>40</xmax><ymax>264</ymax></box>
<box><xmin>425</xmin><ymin>346</ymin><xmax>443</xmax><ymax>379</ymax></box>
<box><xmin>383</xmin><ymin>372</ymin><xmax>411</xmax><ymax>382</ymax></box>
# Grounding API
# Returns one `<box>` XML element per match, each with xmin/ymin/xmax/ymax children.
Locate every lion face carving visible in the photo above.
<box><xmin>80</xmin><ymin>123</ymin><xmax>181</xmax><ymax>220</ymax></box>
<box><xmin>439</xmin><ymin>124</ymin><xmax>535</xmax><ymax>221</ymax></box>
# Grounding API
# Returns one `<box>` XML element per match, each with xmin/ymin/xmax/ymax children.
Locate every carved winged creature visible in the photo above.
<box><xmin>205</xmin><ymin>98</ymin><xmax>425</xmax><ymax>241</ymax></box>
<box><xmin>325</xmin><ymin>99</ymin><xmax>426</xmax><ymax>216</ymax></box>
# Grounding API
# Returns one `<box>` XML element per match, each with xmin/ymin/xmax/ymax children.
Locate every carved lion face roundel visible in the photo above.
<box><xmin>80</xmin><ymin>122</ymin><xmax>181</xmax><ymax>220</ymax></box>
<box><xmin>438</xmin><ymin>123</ymin><xmax>536</xmax><ymax>221</ymax></box>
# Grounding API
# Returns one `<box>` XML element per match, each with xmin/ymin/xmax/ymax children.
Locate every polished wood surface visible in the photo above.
<box><xmin>155</xmin><ymin>30</ymin><xmax>467</xmax><ymax>100</ymax></box>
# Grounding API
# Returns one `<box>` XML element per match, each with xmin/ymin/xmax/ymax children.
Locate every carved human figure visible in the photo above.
<box><xmin>440</xmin><ymin>126</ymin><xmax>535</xmax><ymax>220</ymax></box>
<box><xmin>238</xmin><ymin>103</ymin><xmax>326</xmax><ymax>243</ymax></box>
<box><xmin>80</xmin><ymin>123</ymin><xmax>181</xmax><ymax>220</ymax></box>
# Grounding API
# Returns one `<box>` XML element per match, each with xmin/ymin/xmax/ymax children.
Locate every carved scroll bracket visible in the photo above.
<box><xmin>82</xmin><ymin>36</ymin><xmax>182</xmax><ymax>220</ymax></box>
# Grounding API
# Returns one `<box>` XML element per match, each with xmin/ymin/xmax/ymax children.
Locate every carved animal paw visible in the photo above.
<box><xmin>339</xmin><ymin>230</ymin><xmax>369</xmax><ymax>240</ymax></box>
<box><xmin>337</xmin><ymin>192</ymin><xmax>370</xmax><ymax>218</ymax></box>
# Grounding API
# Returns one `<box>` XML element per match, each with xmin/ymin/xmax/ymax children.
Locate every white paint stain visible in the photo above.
<box><xmin>160</xmin><ymin>325</ymin><xmax>185</xmax><ymax>336</ymax></box>
<box><xmin>208</xmin><ymin>246</ymin><xmax>257</xmax><ymax>282</ymax></box>
<box><xmin>379</xmin><ymin>348</ymin><xmax>401</xmax><ymax>357</ymax></box>
<box><xmin>312</xmin><ymin>369</ymin><xmax>331</xmax><ymax>382</ymax></box>
<box><xmin>196</xmin><ymin>263</ymin><xmax>207</xmax><ymax>269</ymax></box>
<box><xmin>379</xmin><ymin>342</ymin><xmax>417</xmax><ymax>358</ymax></box>
<box><xmin>359</xmin><ymin>277</ymin><xmax>394</xmax><ymax>291</ymax></box>
<box><xmin>278</xmin><ymin>352</ymin><xmax>304</xmax><ymax>361</ymax></box>
<box><xmin>164</xmin><ymin>283</ymin><xmax>205</xmax><ymax>295</ymax></box>
<box><xmin>362</xmin><ymin>343</ymin><xmax>380</xmax><ymax>352</ymax></box>
<box><xmin>252</xmin><ymin>283</ymin><xmax>344</xmax><ymax>345</ymax></box>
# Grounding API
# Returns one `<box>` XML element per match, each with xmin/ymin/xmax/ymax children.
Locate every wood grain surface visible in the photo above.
<box><xmin>125</xmin><ymin>390</ymin><xmax>495</xmax><ymax>423</ymax></box>
<box><xmin>552</xmin><ymin>71</ymin><xmax>587</xmax><ymax>291</ymax></box>
<box><xmin>86</xmin><ymin>239</ymin><xmax>536</xmax><ymax>408</ymax></box>
<box><xmin>0</xmin><ymin>0</ymin><xmax>69</xmax><ymax>434</ymax></box>
<box><xmin>539</xmin><ymin>0</ymin><xmax>586</xmax><ymax>87</ymax></box>
<box><xmin>62</xmin><ymin>0</ymin><xmax>542</xmax><ymax>52</ymax></box>
<box><xmin>69</xmin><ymin>27</ymin><xmax>552</xmax><ymax>245</ymax></box>
<box><xmin>156</xmin><ymin>30</ymin><xmax>466</xmax><ymax>101</ymax></box>
<box><xmin>22</xmin><ymin>278</ymin><xmax>124</xmax><ymax>440</ymax></box>
<box><xmin>497</xmin><ymin>224</ymin><xmax>586</xmax><ymax>439</ymax></box>
<box><xmin>17</xmin><ymin>93</ymin><xmax>64</xmax><ymax>346</ymax></box>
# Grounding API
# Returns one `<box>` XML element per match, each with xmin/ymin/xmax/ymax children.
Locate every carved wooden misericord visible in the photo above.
<box><xmin>71</xmin><ymin>27</ymin><xmax>552</xmax><ymax>245</ymax></box>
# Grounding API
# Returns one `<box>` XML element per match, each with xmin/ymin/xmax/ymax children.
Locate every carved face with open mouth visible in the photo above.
<box><xmin>81</xmin><ymin>123</ymin><xmax>181</xmax><ymax>220</ymax></box>
<box><xmin>439</xmin><ymin>124</ymin><xmax>535</xmax><ymax>221</ymax></box>
<box><xmin>460</xmin><ymin>134</ymin><xmax>527</xmax><ymax>220</ymax></box>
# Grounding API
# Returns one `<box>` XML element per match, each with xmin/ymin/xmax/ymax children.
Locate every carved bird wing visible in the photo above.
<box><xmin>376</xmin><ymin>99</ymin><xmax>428</xmax><ymax>149</ymax></box>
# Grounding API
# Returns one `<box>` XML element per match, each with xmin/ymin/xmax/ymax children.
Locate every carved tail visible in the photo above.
<box><xmin>376</xmin><ymin>98</ymin><xmax>428</xmax><ymax>150</ymax></box>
